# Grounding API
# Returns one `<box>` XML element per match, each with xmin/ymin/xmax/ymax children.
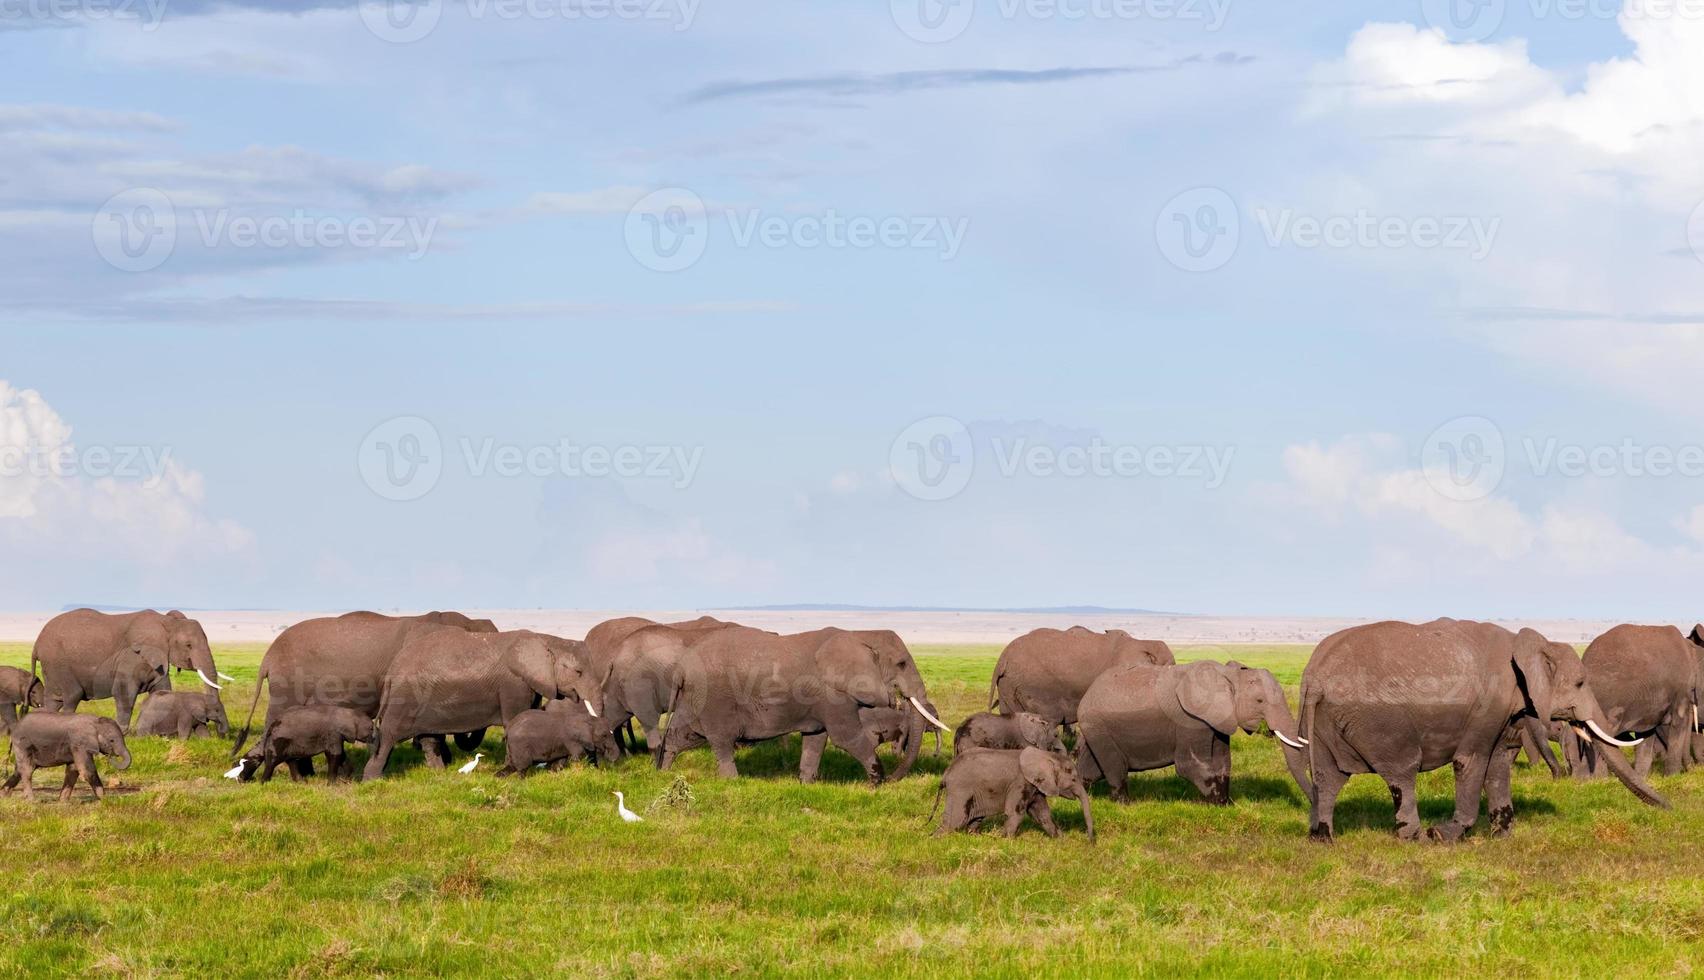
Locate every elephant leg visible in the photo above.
<box><xmin>708</xmin><ymin>737</ymin><xmax>740</xmax><ymax>778</ymax></box>
<box><xmin>363</xmin><ymin>732</ymin><xmax>399</xmax><ymax>781</ymax></box>
<box><xmin>113</xmin><ymin>690</ymin><xmax>137</xmax><ymax>734</ymax></box>
<box><xmin>1177</xmin><ymin>731</ymin><xmax>1229</xmax><ymax>805</ymax></box>
<box><xmin>1307</xmin><ymin>741</ymin><xmax>1349</xmax><ymax>842</ymax></box>
<box><xmin>1026</xmin><ymin>795</ymin><xmax>1061</xmax><ymax>838</ymax></box>
<box><xmin>1001</xmin><ymin>784</ymin><xmax>1030</xmax><ymax>838</ymax></box>
<box><xmin>1486</xmin><ymin>745</ymin><xmax>1515</xmax><ymax>837</ymax></box>
<box><xmin>79</xmin><ymin>753</ymin><xmax>104</xmax><ymax>801</ymax></box>
<box><xmin>177</xmin><ymin>718</ymin><xmax>194</xmax><ymax>740</ymax></box>
<box><xmin>59</xmin><ymin>765</ymin><xmax>78</xmax><ymax>802</ymax></box>
<box><xmin>1381</xmin><ymin>765</ymin><xmax>1422</xmax><ymax>841</ymax></box>
<box><xmin>418</xmin><ymin>735</ymin><xmax>451</xmax><ymax>770</ymax></box>
<box><xmin>798</xmin><ymin>733</ymin><xmax>828</xmax><ymax>784</ymax></box>
<box><xmin>1633</xmin><ymin>738</ymin><xmax>1655</xmax><ymax>779</ymax></box>
<box><xmin>1661</xmin><ymin>715</ymin><xmax>1688</xmax><ymax>776</ymax></box>
<box><xmin>2</xmin><ymin>764</ymin><xmax>22</xmax><ymax>796</ymax></box>
<box><xmin>260</xmin><ymin>750</ymin><xmax>279</xmax><ymax>782</ymax></box>
<box><xmin>454</xmin><ymin>729</ymin><xmax>487</xmax><ymax>753</ymax></box>
<box><xmin>325</xmin><ymin>750</ymin><xmax>346</xmax><ymax>782</ymax></box>
<box><xmin>1429</xmin><ymin>750</ymin><xmax>1494</xmax><ymax>843</ymax></box>
<box><xmin>824</xmin><ymin>708</ymin><xmax>884</xmax><ymax>786</ymax></box>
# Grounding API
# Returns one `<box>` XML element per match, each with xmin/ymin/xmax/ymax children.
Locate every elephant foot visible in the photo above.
<box><xmin>1308</xmin><ymin>822</ymin><xmax>1334</xmax><ymax>843</ymax></box>
<box><xmin>1488</xmin><ymin>806</ymin><xmax>1514</xmax><ymax>837</ymax></box>
<box><xmin>1393</xmin><ymin>822</ymin><xmax>1422</xmax><ymax>841</ymax></box>
<box><xmin>1425</xmin><ymin>822</ymin><xmax>1468</xmax><ymax>844</ymax></box>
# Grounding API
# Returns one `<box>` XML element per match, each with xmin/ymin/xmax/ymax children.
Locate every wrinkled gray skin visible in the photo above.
<box><xmin>363</xmin><ymin>628</ymin><xmax>606</xmax><ymax>780</ymax></box>
<box><xmin>31</xmin><ymin>609</ymin><xmax>211</xmax><ymax>730</ymax></box>
<box><xmin>952</xmin><ymin>711</ymin><xmax>1064</xmax><ymax>756</ymax></box>
<box><xmin>1301</xmin><ymin>619</ymin><xmax>1667</xmax><ymax>843</ymax></box>
<box><xmin>3</xmin><ymin>713</ymin><xmax>130</xmax><ymax>801</ymax></box>
<box><xmin>930</xmin><ymin>747</ymin><xmax>1094</xmax><ymax>842</ymax></box>
<box><xmin>259</xmin><ymin>705</ymin><xmax>376</xmax><ymax>782</ymax></box>
<box><xmin>1573</xmin><ymin>624</ymin><xmax>1701</xmax><ymax>779</ymax></box>
<box><xmin>596</xmin><ymin>616</ymin><xmax>747</xmax><ymax>758</ymax></box>
<box><xmin>990</xmin><ymin>627</ymin><xmax>1175</xmax><ymax>727</ymax></box>
<box><xmin>231</xmin><ymin>610</ymin><xmax>498</xmax><ymax>760</ymax></box>
<box><xmin>496</xmin><ymin>699</ymin><xmax>620</xmax><ymax>775</ymax></box>
<box><xmin>134</xmin><ymin>690</ymin><xmax>230</xmax><ymax>739</ymax></box>
<box><xmin>1077</xmin><ymin>661</ymin><xmax>1310</xmax><ymax>805</ymax></box>
<box><xmin>0</xmin><ymin>665</ymin><xmax>44</xmax><ymax>734</ymax></box>
<box><xmin>858</xmin><ymin>699</ymin><xmax>943</xmax><ymax>779</ymax></box>
<box><xmin>658</xmin><ymin>627</ymin><xmax>946</xmax><ymax>784</ymax></box>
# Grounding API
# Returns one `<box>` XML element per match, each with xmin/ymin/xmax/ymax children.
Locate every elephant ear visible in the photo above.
<box><xmin>1018</xmin><ymin>746</ymin><xmax>1065</xmax><ymax>796</ymax></box>
<box><xmin>1016</xmin><ymin>713</ymin><xmax>1055</xmax><ymax>748</ymax></box>
<box><xmin>1688</xmin><ymin>624</ymin><xmax>1704</xmax><ymax>648</ymax></box>
<box><xmin>502</xmin><ymin>633</ymin><xmax>559</xmax><ymax>699</ymax></box>
<box><xmin>1174</xmin><ymin>663</ymin><xmax>1239</xmax><ymax>736</ymax></box>
<box><xmin>1510</xmin><ymin>628</ymin><xmax>1555</xmax><ymax>721</ymax></box>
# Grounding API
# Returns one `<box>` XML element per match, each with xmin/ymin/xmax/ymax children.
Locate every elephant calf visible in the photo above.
<box><xmin>135</xmin><ymin>691</ymin><xmax>230</xmax><ymax>739</ymax></box>
<box><xmin>496</xmin><ymin>700</ymin><xmax>620</xmax><ymax>775</ymax></box>
<box><xmin>3</xmin><ymin>714</ymin><xmax>131</xmax><ymax>802</ymax></box>
<box><xmin>259</xmin><ymin>705</ymin><xmax>375</xmax><ymax>782</ymax></box>
<box><xmin>0</xmin><ymin>665</ymin><xmax>43</xmax><ymax>734</ymax></box>
<box><xmin>952</xmin><ymin>711</ymin><xmax>1064</xmax><ymax>756</ymax></box>
<box><xmin>930</xmin><ymin>747</ymin><xmax>1094</xmax><ymax>842</ymax></box>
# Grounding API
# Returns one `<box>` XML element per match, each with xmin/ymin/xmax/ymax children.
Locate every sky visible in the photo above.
<box><xmin>4</xmin><ymin>0</ymin><xmax>1704</xmax><ymax>618</ymax></box>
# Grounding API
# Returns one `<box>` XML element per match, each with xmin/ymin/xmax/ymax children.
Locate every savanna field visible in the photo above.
<box><xmin>0</xmin><ymin>642</ymin><xmax>1700</xmax><ymax>978</ymax></box>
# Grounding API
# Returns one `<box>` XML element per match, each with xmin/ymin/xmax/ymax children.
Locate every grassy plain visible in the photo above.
<box><xmin>0</xmin><ymin>641</ymin><xmax>1699</xmax><ymax>977</ymax></box>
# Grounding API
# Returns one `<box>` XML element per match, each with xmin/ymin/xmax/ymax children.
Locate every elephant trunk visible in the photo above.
<box><xmin>112</xmin><ymin>744</ymin><xmax>132</xmax><ymax>771</ymax></box>
<box><xmin>1584</xmin><ymin>718</ymin><xmax>1668</xmax><ymax>808</ymax></box>
<box><xmin>892</xmin><ymin>707</ymin><xmax>925</xmax><ymax>780</ymax></box>
<box><xmin>1262</xmin><ymin>690</ymin><xmax>1313</xmax><ymax>800</ymax></box>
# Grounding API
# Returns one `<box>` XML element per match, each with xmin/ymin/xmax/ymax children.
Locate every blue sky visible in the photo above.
<box><xmin>4</xmin><ymin>1</ymin><xmax>1704</xmax><ymax>618</ymax></box>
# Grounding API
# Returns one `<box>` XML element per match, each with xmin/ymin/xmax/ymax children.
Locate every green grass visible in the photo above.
<box><xmin>0</xmin><ymin>642</ymin><xmax>1700</xmax><ymax>976</ymax></box>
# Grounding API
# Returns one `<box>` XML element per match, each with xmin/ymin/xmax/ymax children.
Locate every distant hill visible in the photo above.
<box><xmin>721</xmin><ymin>604</ymin><xmax>1181</xmax><ymax>615</ymax></box>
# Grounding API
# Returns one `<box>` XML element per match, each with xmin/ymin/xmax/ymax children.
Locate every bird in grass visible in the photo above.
<box><xmin>222</xmin><ymin>761</ymin><xmax>245</xmax><ymax>780</ymax></box>
<box><xmin>458</xmin><ymin>753</ymin><xmax>482</xmax><ymax>774</ymax></box>
<box><xmin>614</xmin><ymin>790</ymin><xmax>642</xmax><ymax>823</ymax></box>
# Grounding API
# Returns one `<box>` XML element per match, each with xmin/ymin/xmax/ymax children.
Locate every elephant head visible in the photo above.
<box><xmin>1511</xmin><ymin>628</ymin><xmax>1668</xmax><ymax>808</ymax></box>
<box><xmin>331</xmin><ymin>707</ymin><xmax>376</xmax><ymax>744</ymax></box>
<box><xmin>122</xmin><ymin>644</ymin><xmax>172</xmax><ymax>693</ymax></box>
<box><xmin>202</xmin><ymin>693</ymin><xmax>231</xmax><ymax>737</ymax></box>
<box><xmin>85</xmin><ymin>717</ymin><xmax>131</xmax><ymax>770</ymax></box>
<box><xmin>1018</xmin><ymin>746</ymin><xmax>1094</xmax><ymax>843</ymax></box>
<box><xmin>503</xmin><ymin>632</ymin><xmax>607</xmax><ymax>718</ymax></box>
<box><xmin>828</xmin><ymin>630</ymin><xmax>950</xmax><ymax>736</ymax></box>
<box><xmin>1110</xmin><ymin>630</ymin><xmax>1175</xmax><ymax>667</ymax></box>
<box><xmin>1014</xmin><ymin>712</ymin><xmax>1066</xmax><ymax>754</ymax></box>
<box><xmin>162</xmin><ymin>611</ymin><xmax>224</xmax><ymax>691</ymax></box>
<box><xmin>1225</xmin><ymin>662</ymin><xmax>1313</xmax><ymax>800</ymax></box>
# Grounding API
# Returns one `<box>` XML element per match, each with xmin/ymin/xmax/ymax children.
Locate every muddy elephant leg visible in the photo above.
<box><xmin>798</xmin><ymin>733</ymin><xmax>828</xmax><ymax>784</ymax></box>
<box><xmin>708</xmin><ymin>736</ymin><xmax>740</xmax><ymax>778</ymax></box>
<box><xmin>1176</xmin><ymin>730</ymin><xmax>1230</xmax><ymax>805</ymax></box>
<box><xmin>1026</xmin><ymin>795</ymin><xmax>1061</xmax><ymax>838</ymax></box>
<box><xmin>1486</xmin><ymin>745</ymin><xmax>1515</xmax><ymax>837</ymax></box>
<box><xmin>1429</xmin><ymin>749</ymin><xmax>1494</xmax><ymax>843</ymax></box>
<box><xmin>1001</xmin><ymin>784</ymin><xmax>1030</xmax><ymax>838</ymax></box>
<box><xmin>1381</xmin><ymin>766</ymin><xmax>1422</xmax><ymax>841</ymax></box>
<box><xmin>76</xmin><ymin>751</ymin><xmax>104</xmax><ymax>801</ymax></box>
<box><xmin>1308</xmin><ymin>740</ymin><xmax>1349</xmax><ymax>842</ymax></box>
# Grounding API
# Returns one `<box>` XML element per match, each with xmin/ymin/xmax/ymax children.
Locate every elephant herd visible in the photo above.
<box><xmin>3</xmin><ymin>609</ymin><xmax>1699</xmax><ymax>846</ymax></box>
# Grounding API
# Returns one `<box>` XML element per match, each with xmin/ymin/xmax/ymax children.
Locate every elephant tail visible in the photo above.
<box><xmin>1298</xmin><ymin>678</ymin><xmax>1321</xmax><ymax>802</ymax></box>
<box><xmin>987</xmin><ymin>667</ymin><xmax>1002</xmax><ymax>712</ymax></box>
<box><xmin>229</xmin><ymin>662</ymin><xmax>269</xmax><ymax>758</ymax></box>
<box><xmin>925</xmin><ymin>779</ymin><xmax>945</xmax><ymax>827</ymax></box>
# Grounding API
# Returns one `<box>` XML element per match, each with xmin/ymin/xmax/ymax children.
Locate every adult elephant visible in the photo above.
<box><xmin>32</xmin><ymin>609</ymin><xmax>229</xmax><ymax>729</ymax></box>
<box><xmin>989</xmin><ymin>627</ymin><xmax>1175</xmax><ymax>726</ymax></box>
<box><xmin>1301</xmin><ymin>619</ymin><xmax>1665</xmax><ymax>843</ymax></box>
<box><xmin>231</xmin><ymin>610</ymin><xmax>497</xmax><ymax>757</ymax></box>
<box><xmin>658</xmin><ymin>627</ymin><xmax>950</xmax><ymax>784</ymax></box>
<box><xmin>362</xmin><ymin>628</ymin><xmax>606</xmax><ymax>780</ymax></box>
<box><xmin>1578</xmin><ymin>624</ymin><xmax>1701</xmax><ymax>778</ymax></box>
<box><xmin>601</xmin><ymin>616</ymin><xmax>746</xmax><ymax>757</ymax></box>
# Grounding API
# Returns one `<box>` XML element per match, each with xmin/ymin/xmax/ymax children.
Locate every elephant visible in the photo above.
<box><xmin>0</xmin><ymin>665</ymin><xmax>43</xmax><ymax>734</ymax></box>
<box><xmin>929</xmin><ymin>747</ymin><xmax>1094</xmax><ymax>842</ymax></box>
<box><xmin>362</xmin><ymin>628</ymin><xmax>606</xmax><ymax>780</ymax></box>
<box><xmin>134</xmin><ymin>690</ymin><xmax>230</xmax><ymax>739</ymax></box>
<box><xmin>1512</xmin><ymin>716</ymin><xmax>1567</xmax><ymax>778</ymax></box>
<box><xmin>599</xmin><ymin>616</ymin><xmax>747</xmax><ymax>758</ymax></box>
<box><xmin>2</xmin><ymin>713</ymin><xmax>130</xmax><ymax>802</ymax></box>
<box><xmin>1578</xmin><ymin>624</ymin><xmax>1701</xmax><ymax>778</ymax></box>
<box><xmin>258</xmin><ymin>705</ymin><xmax>376</xmax><ymax>782</ymax></box>
<box><xmin>31</xmin><ymin>609</ymin><xmax>224</xmax><ymax>728</ymax></box>
<box><xmin>1300</xmin><ymin>619</ymin><xmax>1667</xmax><ymax>843</ymax></box>
<box><xmin>952</xmin><ymin>711</ymin><xmax>1065</xmax><ymax>756</ymax></box>
<box><xmin>857</xmin><ymin>699</ymin><xmax>942</xmax><ymax>779</ymax></box>
<box><xmin>1075</xmin><ymin>661</ymin><xmax>1310</xmax><ymax>805</ymax></box>
<box><xmin>495</xmin><ymin>699</ymin><xmax>620</xmax><ymax>775</ymax></box>
<box><xmin>657</xmin><ymin>627</ymin><xmax>950</xmax><ymax>784</ymax></box>
<box><xmin>989</xmin><ymin>627</ymin><xmax>1175</xmax><ymax>727</ymax></box>
<box><xmin>231</xmin><ymin>610</ymin><xmax>498</xmax><ymax>758</ymax></box>
<box><xmin>34</xmin><ymin>642</ymin><xmax>172</xmax><ymax>733</ymax></box>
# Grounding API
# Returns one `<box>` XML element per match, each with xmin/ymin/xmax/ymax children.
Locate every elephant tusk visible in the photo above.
<box><xmin>1586</xmin><ymin>719</ymin><xmax>1641</xmax><ymax>748</ymax></box>
<box><xmin>196</xmin><ymin>670</ymin><xmax>223</xmax><ymax>691</ymax></box>
<box><xmin>1694</xmin><ymin>704</ymin><xmax>1700</xmax><ymax>733</ymax></box>
<box><xmin>1276</xmin><ymin>731</ymin><xmax>1308</xmax><ymax>749</ymax></box>
<box><xmin>584</xmin><ymin>700</ymin><xmax>599</xmax><ymax>719</ymax></box>
<box><xmin>217</xmin><ymin>672</ymin><xmax>236</xmax><ymax>682</ymax></box>
<box><xmin>909</xmin><ymin>696</ymin><xmax>950</xmax><ymax>733</ymax></box>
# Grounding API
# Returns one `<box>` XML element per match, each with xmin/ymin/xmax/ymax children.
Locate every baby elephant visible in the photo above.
<box><xmin>952</xmin><ymin>711</ymin><xmax>1064</xmax><ymax>756</ymax></box>
<box><xmin>3</xmin><ymin>713</ymin><xmax>131</xmax><ymax>801</ymax></box>
<box><xmin>931</xmin><ymin>747</ymin><xmax>1094</xmax><ymax>842</ymax></box>
<box><xmin>858</xmin><ymin>704</ymin><xmax>939</xmax><ymax>779</ymax></box>
<box><xmin>497</xmin><ymin>699</ymin><xmax>619</xmax><ymax>775</ymax></box>
<box><xmin>259</xmin><ymin>705</ymin><xmax>375</xmax><ymax>782</ymax></box>
<box><xmin>0</xmin><ymin>665</ymin><xmax>44</xmax><ymax>734</ymax></box>
<box><xmin>134</xmin><ymin>691</ymin><xmax>230</xmax><ymax>739</ymax></box>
